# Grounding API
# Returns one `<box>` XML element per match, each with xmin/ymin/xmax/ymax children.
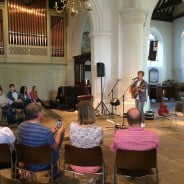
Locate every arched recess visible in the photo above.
<box><xmin>147</xmin><ymin>27</ymin><xmax>164</xmax><ymax>83</ymax></box>
<box><xmin>66</xmin><ymin>0</ymin><xmax>104</xmax><ymax>85</ymax></box>
<box><xmin>181</xmin><ymin>31</ymin><xmax>184</xmax><ymax>68</ymax></box>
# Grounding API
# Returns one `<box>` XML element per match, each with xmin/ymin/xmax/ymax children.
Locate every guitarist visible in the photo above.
<box><xmin>130</xmin><ymin>71</ymin><xmax>148</xmax><ymax>127</ymax></box>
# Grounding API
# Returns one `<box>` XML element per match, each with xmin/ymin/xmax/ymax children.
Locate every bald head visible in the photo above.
<box><xmin>127</xmin><ymin>108</ymin><xmax>142</xmax><ymax>126</ymax></box>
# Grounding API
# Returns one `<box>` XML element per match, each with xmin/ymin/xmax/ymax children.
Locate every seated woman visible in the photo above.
<box><xmin>29</xmin><ymin>86</ymin><xmax>49</xmax><ymax>108</ymax></box>
<box><xmin>19</xmin><ymin>86</ymin><xmax>32</xmax><ymax>107</ymax></box>
<box><xmin>69</xmin><ymin>100</ymin><xmax>103</xmax><ymax>174</ymax></box>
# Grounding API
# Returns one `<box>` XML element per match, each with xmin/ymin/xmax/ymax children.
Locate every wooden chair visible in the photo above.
<box><xmin>114</xmin><ymin>149</ymin><xmax>158</xmax><ymax>184</ymax></box>
<box><xmin>64</xmin><ymin>144</ymin><xmax>105</xmax><ymax>184</ymax></box>
<box><xmin>0</xmin><ymin>175</ymin><xmax>21</xmax><ymax>184</ymax></box>
<box><xmin>172</xmin><ymin>102</ymin><xmax>184</xmax><ymax>126</ymax></box>
<box><xmin>0</xmin><ymin>144</ymin><xmax>14</xmax><ymax>178</ymax></box>
<box><xmin>15</xmin><ymin>144</ymin><xmax>54</xmax><ymax>182</ymax></box>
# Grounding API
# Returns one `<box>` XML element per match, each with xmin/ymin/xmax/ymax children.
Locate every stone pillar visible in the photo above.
<box><xmin>118</xmin><ymin>9</ymin><xmax>147</xmax><ymax>115</ymax></box>
<box><xmin>90</xmin><ymin>31</ymin><xmax>112</xmax><ymax>109</ymax></box>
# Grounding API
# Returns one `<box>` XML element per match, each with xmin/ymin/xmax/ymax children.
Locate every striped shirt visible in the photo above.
<box><xmin>110</xmin><ymin>126</ymin><xmax>159</xmax><ymax>153</ymax></box>
<box><xmin>18</xmin><ymin>122</ymin><xmax>58</xmax><ymax>171</ymax></box>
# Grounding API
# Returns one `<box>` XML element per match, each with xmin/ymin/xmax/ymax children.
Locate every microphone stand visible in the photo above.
<box><xmin>119</xmin><ymin>83</ymin><xmax>132</xmax><ymax>129</ymax></box>
<box><xmin>108</xmin><ymin>79</ymin><xmax>121</xmax><ymax>115</ymax></box>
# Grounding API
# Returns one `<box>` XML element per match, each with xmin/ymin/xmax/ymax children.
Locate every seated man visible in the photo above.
<box><xmin>17</xmin><ymin>102</ymin><xmax>65</xmax><ymax>177</ymax></box>
<box><xmin>0</xmin><ymin>88</ymin><xmax>17</xmax><ymax>123</ymax></box>
<box><xmin>7</xmin><ymin>84</ymin><xmax>24</xmax><ymax>109</ymax></box>
<box><xmin>110</xmin><ymin>107</ymin><xmax>159</xmax><ymax>153</ymax></box>
<box><xmin>0</xmin><ymin>126</ymin><xmax>15</xmax><ymax>169</ymax></box>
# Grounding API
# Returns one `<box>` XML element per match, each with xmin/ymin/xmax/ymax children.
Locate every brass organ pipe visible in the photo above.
<box><xmin>44</xmin><ymin>0</ymin><xmax>47</xmax><ymax>46</ymax></box>
<box><xmin>35</xmin><ymin>4</ymin><xmax>39</xmax><ymax>46</ymax></box>
<box><xmin>17</xmin><ymin>0</ymin><xmax>20</xmax><ymax>45</ymax></box>
<box><xmin>22</xmin><ymin>2</ymin><xmax>25</xmax><ymax>45</ymax></box>
<box><xmin>19</xmin><ymin>2</ymin><xmax>23</xmax><ymax>45</ymax></box>
<box><xmin>39</xmin><ymin>0</ymin><xmax>43</xmax><ymax>46</ymax></box>
<box><xmin>12</xmin><ymin>0</ymin><xmax>15</xmax><ymax>44</ymax></box>
<box><xmin>8</xmin><ymin>1</ymin><xmax>11</xmax><ymax>44</ymax></box>
<box><xmin>15</xmin><ymin>0</ymin><xmax>18</xmax><ymax>44</ymax></box>
<box><xmin>58</xmin><ymin>20</ymin><xmax>61</xmax><ymax>56</ymax></box>
<box><xmin>38</xmin><ymin>1</ymin><xmax>41</xmax><ymax>46</ymax></box>
<box><xmin>27</xmin><ymin>3</ymin><xmax>31</xmax><ymax>45</ymax></box>
<box><xmin>57</xmin><ymin>20</ymin><xmax>59</xmax><ymax>56</ymax></box>
<box><xmin>30</xmin><ymin>5</ymin><xmax>33</xmax><ymax>45</ymax></box>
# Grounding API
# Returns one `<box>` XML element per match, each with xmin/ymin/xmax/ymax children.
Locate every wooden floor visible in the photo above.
<box><xmin>1</xmin><ymin>106</ymin><xmax>184</xmax><ymax>184</ymax></box>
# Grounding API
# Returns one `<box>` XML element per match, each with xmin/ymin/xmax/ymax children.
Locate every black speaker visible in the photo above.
<box><xmin>97</xmin><ymin>63</ymin><xmax>105</xmax><ymax>77</ymax></box>
<box><xmin>148</xmin><ymin>41</ymin><xmax>158</xmax><ymax>61</ymax></box>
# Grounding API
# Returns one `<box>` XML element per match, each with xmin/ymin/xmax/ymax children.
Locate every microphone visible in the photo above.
<box><xmin>132</xmin><ymin>77</ymin><xmax>138</xmax><ymax>80</ymax></box>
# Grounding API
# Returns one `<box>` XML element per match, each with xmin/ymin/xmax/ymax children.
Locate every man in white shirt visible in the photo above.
<box><xmin>0</xmin><ymin>126</ymin><xmax>15</xmax><ymax>169</ymax></box>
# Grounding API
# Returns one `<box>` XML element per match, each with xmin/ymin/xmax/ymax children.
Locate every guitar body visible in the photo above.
<box><xmin>130</xmin><ymin>86</ymin><xmax>138</xmax><ymax>99</ymax></box>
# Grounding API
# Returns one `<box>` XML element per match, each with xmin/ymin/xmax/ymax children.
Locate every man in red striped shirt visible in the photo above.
<box><xmin>110</xmin><ymin>107</ymin><xmax>159</xmax><ymax>153</ymax></box>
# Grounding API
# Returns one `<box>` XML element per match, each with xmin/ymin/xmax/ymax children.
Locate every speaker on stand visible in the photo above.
<box><xmin>95</xmin><ymin>63</ymin><xmax>110</xmax><ymax>115</ymax></box>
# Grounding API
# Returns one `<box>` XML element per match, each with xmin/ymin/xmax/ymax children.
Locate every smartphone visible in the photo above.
<box><xmin>57</xmin><ymin>119</ymin><xmax>62</xmax><ymax>128</ymax></box>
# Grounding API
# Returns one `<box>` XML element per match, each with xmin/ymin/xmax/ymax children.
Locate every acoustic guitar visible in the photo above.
<box><xmin>130</xmin><ymin>86</ymin><xmax>145</xmax><ymax>99</ymax></box>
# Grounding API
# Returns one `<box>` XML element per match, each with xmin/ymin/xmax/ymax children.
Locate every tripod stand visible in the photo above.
<box><xmin>95</xmin><ymin>77</ymin><xmax>110</xmax><ymax>115</ymax></box>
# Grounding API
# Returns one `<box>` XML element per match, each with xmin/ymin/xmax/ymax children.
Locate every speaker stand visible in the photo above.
<box><xmin>95</xmin><ymin>77</ymin><xmax>110</xmax><ymax>116</ymax></box>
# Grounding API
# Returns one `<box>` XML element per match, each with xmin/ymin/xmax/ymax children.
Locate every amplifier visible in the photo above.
<box><xmin>144</xmin><ymin>110</ymin><xmax>154</xmax><ymax>120</ymax></box>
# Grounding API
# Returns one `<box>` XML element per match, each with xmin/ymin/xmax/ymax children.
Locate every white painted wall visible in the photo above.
<box><xmin>0</xmin><ymin>63</ymin><xmax>67</xmax><ymax>101</ymax></box>
<box><xmin>173</xmin><ymin>17</ymin><xmax>184</xmax><ymax>82</ymax></box>
<box><xmin>150</xmin><ymin>20</ymin><xmax>173</xmax><ymax>82</ymax></box>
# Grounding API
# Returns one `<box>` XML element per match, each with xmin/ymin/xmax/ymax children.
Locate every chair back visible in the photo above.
<box><xmin>175</xmin><ymin>102</ymin><xmax>184</xmax><ymax>113</ymax></box>
<box><xmin>15</xmin><ymin>144</ymin><xmax>52</xmax><ymax>165</ymax></box>
<box><xmin>0</xmin><ymin>175</ymin><xmax>21</xmax><ymax>184</ymax></box>
<box><xmin>0</xmin><ymin>144</ymin><xmax>12</xmax><ymax>163</ymax></box>
<box><xmin>64</xmin><ymin>144</ymin><xmax>103</xmax><ymax>167</ymax></box>
<box><xmin>116</xmin><ymin>149</ymin><xmax>157</xmax><ymax>170</ymax></box>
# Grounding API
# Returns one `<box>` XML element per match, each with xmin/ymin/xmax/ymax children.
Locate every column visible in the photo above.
<box><xmin>90</xmin><ymin>31</ymin><xmax>112</xmax><ymax>109</ymax></box>
<box><xmin>118</xmin><ymin>9</ymin><xmax>147</xmax><ymax>115</ymax></box>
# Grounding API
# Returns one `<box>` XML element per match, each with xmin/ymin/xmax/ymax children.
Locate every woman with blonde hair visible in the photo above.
<box><xmin>69</xmin><ymin>100</ymin><xmax>103</xmax><ymax>174</ymax></box>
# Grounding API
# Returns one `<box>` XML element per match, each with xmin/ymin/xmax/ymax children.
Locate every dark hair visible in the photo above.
<box><xmin>25</xmin><ymin>102</ymin><xmax>42</xmax><ymax>120</ymax></box>
<box><xmin>78</xmin><ymin>100</ymin><xmax>95</xmax><ymax>124</ymax></box>
<box><xmin>20</xmin><ymin>86</ymin><xmax>27</xmax><ymax>94</ymax></box>
<box><xmin>138</xmin><ymin>71</ymin><xmax>144</xmax><ymax>76</ymax></box>
<box><xmin>9</xmin><ymin>84</ymin><xmax>15</xmax><ymax>88</ymax></box>
<box><xmin>127</xmin><ymin>108</ymin><xmax>142</xmax><ymax>125</ymax></box>
<box><xmin>32</xmin><ymin>86</ymin><xmax>37</xmax><ymax>91</ymax></box>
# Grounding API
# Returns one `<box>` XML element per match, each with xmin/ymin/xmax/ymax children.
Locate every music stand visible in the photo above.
<box><xmin>95</xmin><ymin>77</ymin><xmax>110</xmax><ymax>115</ymax></box>
<box><xmin>108</xmin><ymin>79</ymin><xmax>121</xmax><ymax>115</ymax></box>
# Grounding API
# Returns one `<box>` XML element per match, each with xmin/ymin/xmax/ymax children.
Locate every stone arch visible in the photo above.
<box><xmin>70</xmin><ymin>0</ymin><xmax>103</xmax><ymax>57</ymax></box>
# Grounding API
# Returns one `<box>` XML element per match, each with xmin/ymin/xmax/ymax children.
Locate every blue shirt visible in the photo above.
<box><xmin>18</xmin><ymin>121</ymin><xmax>59</xmax><ymax>171</ymax></box>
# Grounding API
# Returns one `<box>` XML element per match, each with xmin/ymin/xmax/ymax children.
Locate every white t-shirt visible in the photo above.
<box><xmin>0</xmin><ymin>127</ymin><xmax>15</xmax><ymax>150</ymax></box>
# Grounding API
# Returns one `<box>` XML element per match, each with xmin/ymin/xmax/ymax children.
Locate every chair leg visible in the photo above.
<box><xmin>102</xmin><ymin>166</ymin><xmax>105</xmax><ymax>184</ymax></box>
<box><xmin>114</xmin><ymin>164</ymin><xmax>117</xmax><ymax>184</ymax></box>
<box><xmin>156</xmin><ymin>168</ymin><xmax>159</xmax><ymax>184</ymax></box>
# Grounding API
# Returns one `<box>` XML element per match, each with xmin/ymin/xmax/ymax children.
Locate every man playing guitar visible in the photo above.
<box><xmin>130</xmin><ymin>71</ymin><xmax>148</xmax><ymax>127</ymax></box>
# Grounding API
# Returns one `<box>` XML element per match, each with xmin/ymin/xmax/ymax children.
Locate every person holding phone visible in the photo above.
<box><xmin>17</xmin><ymin>102</ymin><xmax>65</xmax><ymax>178</ymax></box>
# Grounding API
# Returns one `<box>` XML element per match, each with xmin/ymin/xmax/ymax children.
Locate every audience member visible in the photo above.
<box><xmin>29</xmin><ymin>86</ymin><xmax>49</xmax><ymax>108</ymax></box>
<box><xmin>69</xmin><ymin>100</ymin><xmax>103</xmax><ymax>174</ymax></box>
<box><xmin>19</xmin><ymin>86</ymin><xmax>32</xmax><ymax>107</ymax></box>
<box><xmin>7</xmin><ymin>84</ymin><xmax>23</xmax><ymax>109</ymax></box>
<box><xmin>0</xmin><ymin>88</ymin><xmax>17</xmax><ymax>123</ymax></box>
<box><xmin>110</xmin><ymin>107</ymin><xmax>159</xmax><ymax>153</ymax></box>
<box><xmin>17</xmin><ymin>102</ymin><xmax>65</xmax><ymax>177</ymax></box>
<box><xmin>0</xmin><ymin>126</ymin><xmax>15</xmax><ymax>169</ymax></box>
